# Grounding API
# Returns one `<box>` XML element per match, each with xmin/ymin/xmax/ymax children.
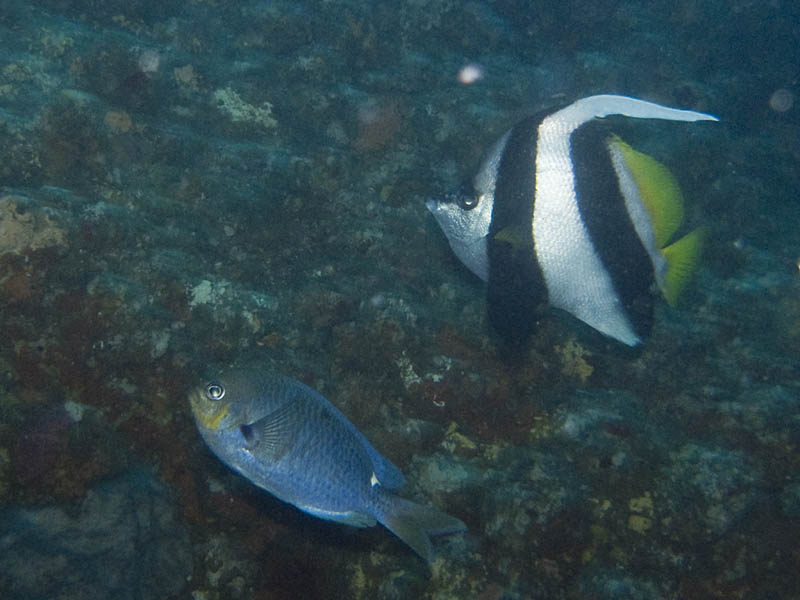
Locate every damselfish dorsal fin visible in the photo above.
<box><xmin>661</xmin><ymin>227</ymin><xmax>706</xmax><ymax>306</ymax></box>
<box><xmin>610</xmin><ymin>136</ymin><xmax>684</xmax><ymax>249</ymax></box>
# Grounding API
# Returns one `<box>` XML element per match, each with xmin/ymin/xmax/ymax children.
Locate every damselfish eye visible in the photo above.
<box><xmin>459</xmin><ymin>194</ymin><xmax>481</xmax><ymax>210</ymax></box>
<box><xmin>205</xmin><ymin>382</ymin><xmax>225</xmax><ymax>401</ymax></box>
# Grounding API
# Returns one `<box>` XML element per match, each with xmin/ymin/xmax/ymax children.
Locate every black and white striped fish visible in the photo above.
<box><xmin>426</xmin><ymin>95</ymin><xmax>718</xmax><ymax>346</ymax></box>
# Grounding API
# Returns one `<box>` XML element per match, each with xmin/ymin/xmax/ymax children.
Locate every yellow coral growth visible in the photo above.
<box><xmin>0</xmin><ymin>195</ymin><xmax>66</xmax><ymax>254</ymax></box>
<box><xmin>104</xmin><ymin>110</ymin><xmax>132</xmax><ymax>133</ymax></box>
<box><xmin>628</xmin><ymin>514</ymin><xmax>652</xmax><ymax>533</ymax></box>
<box><xmin>628</xmin><ymin>492</ymin><xmax>654</xmax><ymax>516</ymax></box>
<box><xmin>212</xmin><ymin>87</ymin><xmax>276</xmax><ymax>129</ymax></box>
<box><xmin>554</xmin><ymin>338</ymin><xmax>594</xmax><ymax>382</ymax></box>
<box><xmin>627</xmin><ymin>492</ymin><xmax>655</xmax><ymax>533</ymax></box>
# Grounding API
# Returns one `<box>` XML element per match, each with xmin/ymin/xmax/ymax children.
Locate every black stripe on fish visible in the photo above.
<box><xmin>570</xmin><ymin>120</ymin><xmax>655</xmax><ymax>340</ymax></box>
<box><xmin>487</xmin><ymin>113</ymin><xmax>549</xmax><ymax>346</ymax></box>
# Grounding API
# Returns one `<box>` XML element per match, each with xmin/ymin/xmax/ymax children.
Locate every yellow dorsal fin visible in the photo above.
<box><xmin>661</xmin><ymin>227</ymin><xmax>706</xmax><ymax>306</ymax></box>
<box><xmin>611</xmin><ymin>136</ymin><xmax>685</xmax><ymax>248</ymax></box>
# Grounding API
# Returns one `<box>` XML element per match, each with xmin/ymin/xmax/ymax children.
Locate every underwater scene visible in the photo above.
<box><xmin>0</xmin><ymin>0</ymin><xmax>798</xmax><ymax>598</ymax></box>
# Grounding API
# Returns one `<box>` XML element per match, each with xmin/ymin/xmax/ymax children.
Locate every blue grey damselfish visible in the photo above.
<box><xmin>426</xmin><ymin>94</ymin><xmax>718</xmax><ymax>346</ymax></box>
<box><xmin>189</xmin><ymin>369</ymin><xmax>466</xmax><ymax>562</ymax></box>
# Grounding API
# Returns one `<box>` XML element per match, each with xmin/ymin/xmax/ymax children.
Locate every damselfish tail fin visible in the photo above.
<box><xmin>379</xmin><ymin>495</ymin><xmax>466</xmax><ymax>563</ymax></box>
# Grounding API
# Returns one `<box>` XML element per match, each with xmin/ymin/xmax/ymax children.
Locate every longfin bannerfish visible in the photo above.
<box><xmin>426</xmin><ymin>94</ymin><xmax>718</xmax><ymax>346</ymax></box>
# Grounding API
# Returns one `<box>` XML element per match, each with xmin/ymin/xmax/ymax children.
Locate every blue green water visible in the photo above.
<box><xmin>0</xmin><ymin>1</ymin><xmax>797</xmax><ymax>598</ymax></box>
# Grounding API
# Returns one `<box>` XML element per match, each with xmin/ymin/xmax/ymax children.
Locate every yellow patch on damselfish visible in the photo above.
<box><xmin>200</xmin><ymin>403</ymin><xmax>230</xmax><ymax>431</ymax></box>
<box><xmin>189</xmin><ymin>389</ymin><xmax>230</xmax><ymax>431</ymax></box>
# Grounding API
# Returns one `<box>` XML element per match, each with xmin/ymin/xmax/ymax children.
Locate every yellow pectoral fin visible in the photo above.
<box><xmin>661</xmin><ymin>227</ymin><xmax>706</xmax><ymax>306</ymax></box>
<box><xmin>612</xmin><ymin>136</ymin><xmax>685</xmax><ymax>248</ymax></box>
<box><xmin>493</xmin><ymin>225</ymin><xmax>525</xmax><ymax>247</ymax></box>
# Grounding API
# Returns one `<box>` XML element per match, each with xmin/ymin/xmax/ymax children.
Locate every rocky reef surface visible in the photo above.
<box><xmin>0</xmin><ymin>469</ymin><xmax>191</xmax><ymax>599</ymax></box>
<box><xmin>0</xmin><ymin>1</ymin><xmax>798</xmax><ymax>599</ymax></box>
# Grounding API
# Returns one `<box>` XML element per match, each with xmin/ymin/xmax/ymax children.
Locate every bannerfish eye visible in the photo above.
<box><xmin>459</xmin><ymin>194</ymin><xmax>481</xmax><ymax>211</ymax></box>
<box><xmin>205</xmin><ymin>382</ymin><xmax>225</xmax><ymax>401</ymax></box>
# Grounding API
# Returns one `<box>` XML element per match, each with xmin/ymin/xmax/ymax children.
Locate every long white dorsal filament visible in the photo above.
<box><xmin>558</xmin><ymin>94</ymin><xmax>719</xmax><ymax>126</ymax></box>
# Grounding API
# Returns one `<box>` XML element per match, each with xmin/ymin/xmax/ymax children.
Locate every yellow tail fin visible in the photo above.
<box><xmin>661</xmin><ymin>227</ymin><xmax>706</xmax><ymax>306</ymax></box>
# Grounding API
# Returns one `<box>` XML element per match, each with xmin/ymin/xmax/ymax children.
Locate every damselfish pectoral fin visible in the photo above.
<box><xmin>246</xmin><ymin>399</ymin><xmax>302</xmax><ymax>461</ymax></box>
<box><xmin>661</xmin><ymin>226</ymin><xmax>706</xmax><ymax>306</ymax></box>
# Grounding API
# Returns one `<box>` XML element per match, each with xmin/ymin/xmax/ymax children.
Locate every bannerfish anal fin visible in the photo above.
<box><xmin>661</xmin><ymin>226</ymin><xmax>706</xmax><ymax>306</ymax></box>
<box><xmin>246</xmin><ymin>398</ymin><xmax>302</xmax><ymax>461</ymax></box>
<box><xmin>611</xmin><ymin>136</ymin><xmax>685</xmax><ymax>248</ymax></box>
